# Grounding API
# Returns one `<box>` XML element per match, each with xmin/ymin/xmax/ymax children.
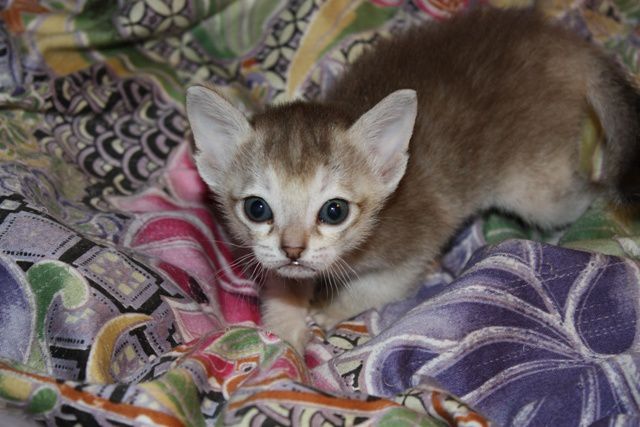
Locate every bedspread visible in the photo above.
<box><xmin>0</xmin><ymin>1</ymin><xmax>639</xmax><ymax>426</ymax></box>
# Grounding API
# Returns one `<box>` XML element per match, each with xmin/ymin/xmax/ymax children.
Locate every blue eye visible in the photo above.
<box><xmin>244</xmin><ymin>197</ymin><xmax>273</xmax><ymax>222</ymax></box>
<box><xmin>318</xmin><ymin>199</ymin><xmax>349</xmax><ymax>225</ymax></box>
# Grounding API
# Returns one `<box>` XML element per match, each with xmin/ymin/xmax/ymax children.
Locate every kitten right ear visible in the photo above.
<box><xmin>186</xmin><ymin>85</ymin><xmax>252</xmax><ymax>190</ymax></box>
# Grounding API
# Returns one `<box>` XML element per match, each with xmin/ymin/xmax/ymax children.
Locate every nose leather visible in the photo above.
<box><xmin>282</xmin><ymin>246</ymin><xmax>304</xmax><ymax>260</ymax></box>
<box><xmin>281</xmin><ymin>227</ymin><xmax>306</xmax><ymax>261</ymax></box>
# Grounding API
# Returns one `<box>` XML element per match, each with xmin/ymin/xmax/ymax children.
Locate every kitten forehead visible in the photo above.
<box><xmin>252</xmin><ymin>102</ymin><xmax>356</xmax><ymax>176</ymax></box>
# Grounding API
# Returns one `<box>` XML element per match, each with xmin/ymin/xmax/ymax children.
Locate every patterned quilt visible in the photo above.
<box><xmin>0</xmin><ymin>0</ymin><xmax>639</xmax><ymax>426</ymax></box>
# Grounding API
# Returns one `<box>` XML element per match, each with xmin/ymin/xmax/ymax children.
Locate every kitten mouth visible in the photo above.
<box><xmin>276</xmin><ymin>261</ymin><xmax>317</xmax><ymax>279</ymax></box>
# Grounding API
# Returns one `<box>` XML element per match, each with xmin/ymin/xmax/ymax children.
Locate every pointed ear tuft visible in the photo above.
<box><xmin>348</xmin><ymin>89</ymin><xmax>417</xmax><ymax>193</ymax></box>
<box><xmin>186</xmin><ymin>85</ymin><xmax>252</xmax><ymax>191</ymax></box>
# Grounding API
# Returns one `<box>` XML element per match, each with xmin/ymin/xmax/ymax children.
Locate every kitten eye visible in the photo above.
<box><xmin>243</xmin><ymin>197</ymin><xmax>273</xmax><ymax>222</ymax></box>
<box><xmin>318</xmin><ymin>199</ymin><xmax>349</xmax><ymax>225</ymax></box>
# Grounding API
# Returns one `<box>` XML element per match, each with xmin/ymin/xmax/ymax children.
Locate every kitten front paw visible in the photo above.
<box><xmin>311</xmin><ymin>307</ymin><xmax>345</xmax><ymax>331</ymax></box>
<box><xmin>266</xmin><ymin>319</ymin><xmax>311</xmax><ymax>355</ymax></box>
<box><xmin>285</xmin><ymin>324</ymin><xmax>312</xmax><ymax>355</ymax></box>
<box><xmin>262</xmin><ymin>299</ymin><xmax>311</xmax><ymax>355</ymax></box>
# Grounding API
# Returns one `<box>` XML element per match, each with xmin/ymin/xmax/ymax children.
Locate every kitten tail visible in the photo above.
<box><xmin>587</xmin><ymin>56</ymin><xmax>640</xmax><ymax>204</ymax></box>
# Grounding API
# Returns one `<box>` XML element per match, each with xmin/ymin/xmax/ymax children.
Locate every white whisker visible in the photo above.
<box><xmin>210</xmin><ymin>252</ymin><xmax>256</xmax><ymax>281</ymax></box>
<box><xmin>331</xmin><ymin>260</ymin><xmax>349</xmax><ymax>291</ymax></box>
<box><xmin>210</xmin><ymin>238</ymin><xmax>254</xmax><ymax>249</ymax></box>
<box><xmin>337</xmin><ymin>256</ymin><xmax>360</xmax><ymax>282</ymax></box>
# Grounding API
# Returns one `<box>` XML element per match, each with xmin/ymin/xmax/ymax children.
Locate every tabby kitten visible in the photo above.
<box><xmin>186</xmin><ymin>7</ymin><xmax>640</xmax><ymax>353</ymax></box>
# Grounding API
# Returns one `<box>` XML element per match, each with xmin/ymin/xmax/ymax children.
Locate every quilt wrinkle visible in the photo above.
<box><xmin>0</xmin><ymin>0</ymin><xmax>639</xmax><ymax>426</ymax></box>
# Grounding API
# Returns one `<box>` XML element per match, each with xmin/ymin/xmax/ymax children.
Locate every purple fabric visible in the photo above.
<box><xmin>311</xmin><ymin>234</ymin><xmax>640</xmax><ymax>425</ymax></box>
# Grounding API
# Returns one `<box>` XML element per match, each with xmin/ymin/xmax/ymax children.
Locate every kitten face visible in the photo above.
<box><xmin>230</xmin><ymin>166</ymin><xmax>365</xmax><ymax>278</ymax></box>
<box><xmin>221</xmin><ymin>124</ymin><xmax>384</xmax><ymax>280</ymax></box>
<box><xmin>186</xmin><ymin>86</ymin><xmax>416</xmax><ymax>280</ymax></box>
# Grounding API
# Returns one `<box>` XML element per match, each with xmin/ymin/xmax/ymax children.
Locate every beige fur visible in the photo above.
<box><xmin>186</xmin><ymin>7</ymin><xmax>640</xmax><ymax>354</ymax></box>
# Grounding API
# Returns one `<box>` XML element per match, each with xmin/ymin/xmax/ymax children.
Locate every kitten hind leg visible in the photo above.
<box><xmin>492</xmin><ymin>164</ymin><xmax>597</xmax><ymax>230</ymax></box>
<box><xmin>507</xmin><ymin>187</ymin><xmax>594</xmax><ymax>229</ymax></box>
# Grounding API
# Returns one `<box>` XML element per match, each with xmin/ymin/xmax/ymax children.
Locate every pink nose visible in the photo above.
<box><xmin>282</xmin><ymin>246</ymin><xmax>304</xmax><ymax>260</ymax></box>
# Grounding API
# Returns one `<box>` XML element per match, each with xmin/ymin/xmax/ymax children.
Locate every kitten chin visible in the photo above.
<box><xmin>187</xmin><ymin>6</ymin><xmax>640</xmax><ymax>354</ymax></box>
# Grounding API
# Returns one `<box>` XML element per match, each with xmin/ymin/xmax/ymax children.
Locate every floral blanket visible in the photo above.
<box><xmin>0</xmin><ymin>0</ymin><xmax>639</xmax><ymax>426</ymax></box>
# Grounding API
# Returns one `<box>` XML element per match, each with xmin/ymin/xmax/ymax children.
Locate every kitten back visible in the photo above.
<box><xmin>325</xmin><ymin>6</ymin><xmax>640</xmax><ymax>206</ymax></box>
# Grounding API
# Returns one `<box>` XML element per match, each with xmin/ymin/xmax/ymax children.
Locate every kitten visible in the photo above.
<box><xmin>186</xmin><ymin>7</ymin><xmax>640</xmax><ymax>353</ymax></box>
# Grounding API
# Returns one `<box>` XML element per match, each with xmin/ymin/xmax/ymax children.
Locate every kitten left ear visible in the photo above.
<box><xmin>348</xmin><ymin>89</ymin><xmax>417</xmax><ymax>194</ymax></box>
<box><xmin>186</xmin><ymin>85</ymin><xmax>252</xmax><ymax>191</ymax></box>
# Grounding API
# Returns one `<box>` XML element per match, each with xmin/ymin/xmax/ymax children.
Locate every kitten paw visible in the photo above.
<box><xmin>288</xmin><ymin>326</ymin><xmax>312</xmax><ymax>355</ymax></box>
<box><xmin>268</xmin><ymin>322</ymin><xmax>311</xmax><ymax>355</ymax></box>
<box><xmin>311</xmin><ymin>308</ymin><xmax>344</xmax><ymax>331</ymax></box>
<box><xmin>262</xmin><ymin>305</ymin><xmax>311</xmax><ymax>355</ymax></box>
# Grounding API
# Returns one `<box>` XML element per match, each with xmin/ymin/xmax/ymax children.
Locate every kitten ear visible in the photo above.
<box><xmin>348</xmin><ymin>89</ymin><xmax>417</xmax><ymax>193</ymax></box>
<box><xmin>186</xmin><ymin>85</ymin><xmax>252</xmax><ymax>190</ymax></box>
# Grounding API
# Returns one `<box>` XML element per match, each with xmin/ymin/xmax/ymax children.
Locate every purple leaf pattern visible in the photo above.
<box><xmin>314</xmin><ymin>240</ymin><xmax>640</xmax><ymax>425</ymax></box>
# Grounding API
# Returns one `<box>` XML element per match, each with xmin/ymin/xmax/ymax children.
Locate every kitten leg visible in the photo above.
<box><xmin>261</xmin><ymin>273</ymin><xmax>313</xmax><ymax>355</ymax></box>
<box><xmin>312</xmin><ymin>262</ymin><xmax>424</xmax><ymax>330</ymax></box>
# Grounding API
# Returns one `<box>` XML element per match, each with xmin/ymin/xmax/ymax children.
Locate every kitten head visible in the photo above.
<box><xmin>186</xmin><ymin>85</ymin><xmax>416</xmax><ymax>280</ymax></box>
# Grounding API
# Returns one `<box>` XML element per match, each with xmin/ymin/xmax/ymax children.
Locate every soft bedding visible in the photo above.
<box><xmin>0</xmin><ymin>0</ymin><xmax>639</xmax><ymax>425</ymax></box>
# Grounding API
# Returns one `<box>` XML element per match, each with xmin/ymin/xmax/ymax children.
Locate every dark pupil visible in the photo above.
<box><xmin>244</xmin><ymin>197</ymin><xmax>272</xmax><ymax>222</ymax></box>
<box><xmin>319</xmin><ymin>199</ymin><xmax>348</xmax><ymax>225</ymax></box>
<box><xmin>250</xmin><ymin>200</ymin><xmax>265</xmax><ymax>218</ymax></box>
<box><xmin>327</xmin><ymin>202</ymin><xmax>342</xmax><ymax>220</ymax></box>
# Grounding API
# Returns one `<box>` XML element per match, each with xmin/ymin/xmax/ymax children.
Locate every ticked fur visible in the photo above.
<box><xmin>186</xmin><ymin>8</ymin><xmax>640</xmax><ymax>353</ymax></box>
